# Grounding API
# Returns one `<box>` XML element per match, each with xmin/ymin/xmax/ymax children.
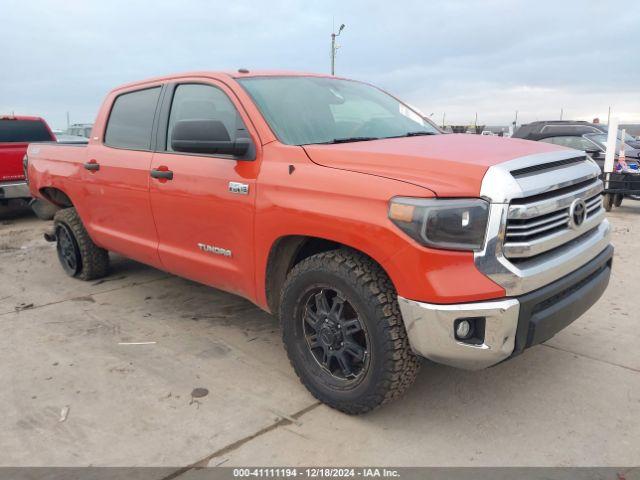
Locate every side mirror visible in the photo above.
<box><xmin>171</xmin><ymin>119</ymin><xmax>253</xmax><ymax>159</ymax></box>
<box><xmin>585</xmin><ymin>148</ymin><xmax>601</xmax><ymax>158</ymax></box>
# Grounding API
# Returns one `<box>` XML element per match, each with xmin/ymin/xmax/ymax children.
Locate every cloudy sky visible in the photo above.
<box><xmin>1</xmin><ymin>0</ymin><xmax>638</xmax><ymax>129</ymax></box>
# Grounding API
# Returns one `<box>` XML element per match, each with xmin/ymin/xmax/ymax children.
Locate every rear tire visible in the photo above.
<box><xmin>53</xmin><ymin>208</ymin><xmax>109</xmax><ymax>280</ymax></box>
<box><xmin>614</xmin><ymin>194</ymin><xmax>623</xmax><ymax>208</ymax></box>
<box><xmin>603</xmin><ymin>193</ymin><xmax>615</xmax><ymax>212</ymax></box>
<box><xmin>279</xmin><ymin>249</ymin><xmax>420</xmax><ymax>414</ymax></box>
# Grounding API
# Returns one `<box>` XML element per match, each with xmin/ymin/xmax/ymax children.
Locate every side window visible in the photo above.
<box><xmin>166</xmin><ymin>84</ymin><xmax>247</xmax><ymax>152</ymax></box>
<box><xmin>104</xmin><ymin>87</ymin><xmax>161</xmax><ymax>150</ymax></box>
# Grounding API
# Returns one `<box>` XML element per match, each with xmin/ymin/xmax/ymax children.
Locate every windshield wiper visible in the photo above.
<box><xmin>399</xmin><ymin>131</ymin><xmax>438</xmax><ymax>138</ymax></box>
<box><xmin>321</xmin><ymin>136</ymin><xmax>379</xmax><ymax>144</ymax></box>
<box><xmin>382</xmin><ymin>131</ymin><xmax>438</xmax><ymax>139</ymax></box>
<box><xmin>406</xmin><ymin>131</ymin><xmax>437</xmax><ymax>136</ymax></box>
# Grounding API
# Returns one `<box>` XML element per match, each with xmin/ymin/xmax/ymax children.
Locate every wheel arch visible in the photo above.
<box><xmin>39</xmin><ymin>187</ymin><xmax>74</xmax><ymax>208</ymax></box>
<box><xmin>264</xmin><ymin>235</ymin><xmax>396</xmax><ymax>316</ymax></box>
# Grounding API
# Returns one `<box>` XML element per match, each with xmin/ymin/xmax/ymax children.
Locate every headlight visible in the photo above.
<box><xmin>388</xmin><ymin>197</ymin><xmax>489</xmax><ymax>251</ymax></box>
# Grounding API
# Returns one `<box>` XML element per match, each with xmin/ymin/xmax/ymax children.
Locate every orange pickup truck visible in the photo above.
<box><xmin>26</xmin><ymin>71</ymin><xmax>613</xmax><ymax>413</ymax></box>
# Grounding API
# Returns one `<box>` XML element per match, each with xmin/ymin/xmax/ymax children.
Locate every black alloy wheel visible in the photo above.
<box><xmin>56</xmin><ymin>222</ymin><xmax>81</xmax><ymax>276</ymax></box>
<box><xmin>302</xmin><ymin>288</ymin><xmax>369</xmax><ymax>381</ymax></box>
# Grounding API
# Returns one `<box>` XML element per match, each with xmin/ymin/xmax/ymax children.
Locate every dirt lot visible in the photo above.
<box><xmin>0</xmin><ymin>204</ymin><xmax>638</xmax><ymax>469</ymax></box>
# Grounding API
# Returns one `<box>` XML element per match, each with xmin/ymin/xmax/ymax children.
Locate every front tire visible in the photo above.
<box><xmin>53</xmin><ymin>208</ymin><xmax>109</xmax><ymax>280</ymax></box>
<box><xmin>280</xmin><ymin>249</ymin><xmax>420</xmax><ymax>414</ymax></box>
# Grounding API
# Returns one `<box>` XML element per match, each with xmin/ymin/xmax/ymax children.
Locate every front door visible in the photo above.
<box><xmin>149</xmin><ymin>81</ymin><xmax>261</xmax><ymax>299</ymax></box>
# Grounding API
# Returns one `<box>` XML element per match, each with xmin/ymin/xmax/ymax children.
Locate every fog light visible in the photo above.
<box><xmin>454</xmin><ymin>317</ymin><xmax>486</xmax><ymax>345</ymax></box>
<box><xmin>455</xmin><ymin>320</ymin><xmax>472</xmax><ymax>339</ymax></box>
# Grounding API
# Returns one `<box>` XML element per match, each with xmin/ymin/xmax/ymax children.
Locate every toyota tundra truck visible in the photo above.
<box><xmin>25</xmin><ymin>72</ymin><xmax>613</xmax><ymax>414</ymax></box>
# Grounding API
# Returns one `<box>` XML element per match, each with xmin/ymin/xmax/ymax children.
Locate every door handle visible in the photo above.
<box><xmin>150</xmin><ymin>168</ymin><xmax>174</xmax><ymax>180</ymax></box>
<box><xmin>84</xmin><ymin>161</ymin><xmax>100</xmax><ymax>172</ymax></box>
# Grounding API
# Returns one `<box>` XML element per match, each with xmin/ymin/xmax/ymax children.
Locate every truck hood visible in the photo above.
<box><xmin>302</xmin><ymin>134</ymin><xmax>565</xmax><ymax>197</ymax></box>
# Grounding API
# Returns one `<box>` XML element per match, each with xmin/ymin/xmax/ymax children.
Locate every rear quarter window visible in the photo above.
<box><xmin>104</xmin><ymin>87</ymin><xmax>161</xmax><ymax>150</ymax></box>
<box><xmin>0</xmin><ymin>119</ymin><xmax>53</xmax><ymax>142</ymax></box>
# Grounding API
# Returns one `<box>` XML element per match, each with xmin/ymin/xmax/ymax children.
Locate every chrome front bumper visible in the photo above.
<box><xmin>0</xmin><ymin>181</ymin><xmax>30</xmax><ymax>200</ymax></box>
<box><xmin>398</xmin><ymin>297</ymin><xmax>520</xmax><ymax>370</ymax></box>
<box><xmin>398</xmin><ymin>245</ymin><xmax>613</xmax><ymax>370</ymax></box>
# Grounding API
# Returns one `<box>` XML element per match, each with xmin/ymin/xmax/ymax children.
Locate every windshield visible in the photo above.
<box><xmin>621</xmin><ymin>132</ymin><xmax>635</xmax><ymax>142</ymax></box>
<box><xmin>598</xmin><ymin>127</ymin><xmax>636</xmax><ymax>142</ymax></box>
<box><xmin>586</xmin><ymin>133</ymin><xmax>632</xmax><ymax>151</ymax></box>
<box><xmin>238</xmin><ymin>76</ymin><xmax>439</xmax><ymax>145</ymax></box>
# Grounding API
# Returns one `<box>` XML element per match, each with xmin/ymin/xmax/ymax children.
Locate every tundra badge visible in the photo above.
<box><xmin>228</xmin><ymin>182</ymin><xmax>249</xmax><ymax>195</ymax></box>
<box><xmin>197</xmin><ymin>243</ymin><xmax>232</xmax><ymax>257</ymax></box>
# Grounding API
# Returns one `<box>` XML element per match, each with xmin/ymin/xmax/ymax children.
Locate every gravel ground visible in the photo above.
<box><xmin>0</xmin><ymin>203</ymin><xmax>638</xmax><ymax>470</ymax></box>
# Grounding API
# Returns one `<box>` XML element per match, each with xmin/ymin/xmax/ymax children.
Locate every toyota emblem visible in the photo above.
<box><xmin>569</xmin><ymin>199</ymin><xmax>588</xmax><ymax>229</ymax></box>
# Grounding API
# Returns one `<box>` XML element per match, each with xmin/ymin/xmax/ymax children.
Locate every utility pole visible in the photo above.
<box><xmin>66</xmin><ymin>111</ymin><xmax>70</xmax><ymax>129</ymax></box>
<box><xmin>560</xmin><ymin>108</ymin><xmax>563</xmax><ymax>120</ymax></box>
<box><xmin>514</xmin><ymin>110</ymin><xmax>518</xmax><ymax>127</ymax></box>
<box><xmin>442</xmin><ymin>112</ymin><xmax>446</xmax><ymax>129</ymax></box>
<box><xmin>607</xmin><ymin>106</ymin><xmax>611</xmax><ymax>125</ymax></box>
<box><xmin>331</xmin><ymin>23</ymin><xmax>345</xmax><ymax>75</ymax></box>
<box><xmin>474</xmin><ymin>112</ymin><xmax>478</xmax><ymax>133</ymax></box>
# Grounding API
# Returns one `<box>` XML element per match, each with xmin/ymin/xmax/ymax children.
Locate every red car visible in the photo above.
<box><xmin>0</xmin><ymin>115</ymin><xmax>59</xmax><ymax>219</ymax></box>
<box><xmin>26</xmin><ymin>72</ymin><xmax>612</xmax><ymax>413</ymax></box>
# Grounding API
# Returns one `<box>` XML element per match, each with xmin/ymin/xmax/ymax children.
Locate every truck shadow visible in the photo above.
<box><xmin>3</xmin><ymin>203</ymin><xmax>587</xmax><ymax>422</ymax></box>
<box><xmin>0</xmin><ymin>203</ymin><xmax>36</xmax><ymax>222</ymax></box>
<box><xmin>114</xmin><ymin>258</ymin><xmax>569</xmax><ymax>420</ymax></box>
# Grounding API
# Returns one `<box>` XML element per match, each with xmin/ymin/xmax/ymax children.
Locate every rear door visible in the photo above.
<box><xmin>149</xmin><ymin>81</ymin><xmax>261</xmax><ymax>298</ymax></box>
<box><xmin>0</xmin><ymin>118</ymin><xmax>53</xmax><ymax>182</ymax></box>
<box><xmin>81</xmin><ymin>86</ymin><xmax>163</xmax><ymax>268</ymax></box>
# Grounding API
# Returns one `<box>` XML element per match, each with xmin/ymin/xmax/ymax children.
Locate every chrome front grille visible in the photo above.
<box><xmin>503</xmin><ymin>177</ymin><xmax>605</xmax><ymax>261</ymax></box>
<box><xmin>475</xmin><ymin>150</ymin><xmax>610</xmax><ymax>296</ymax></box>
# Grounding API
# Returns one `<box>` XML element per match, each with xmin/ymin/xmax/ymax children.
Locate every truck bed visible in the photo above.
<box><xmin>26</xmin><ymin>142</ymin><xmax>89</xmax><ymax>199</ymax></box>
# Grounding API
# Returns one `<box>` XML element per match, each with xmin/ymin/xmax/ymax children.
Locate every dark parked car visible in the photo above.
<box><xmin>514</xmin><ymin>120</ymin><xmax>640</xmax><ymax>149</ymax></box>
<box><xmin>518</xmin><ymin>126</ymin><xmax>640</xmax><ymax>210</ymax></box>
<box><xmin>536</xmin><ymin>132</ymin><xmax>640</xmax><ymax>166</ymax></box>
